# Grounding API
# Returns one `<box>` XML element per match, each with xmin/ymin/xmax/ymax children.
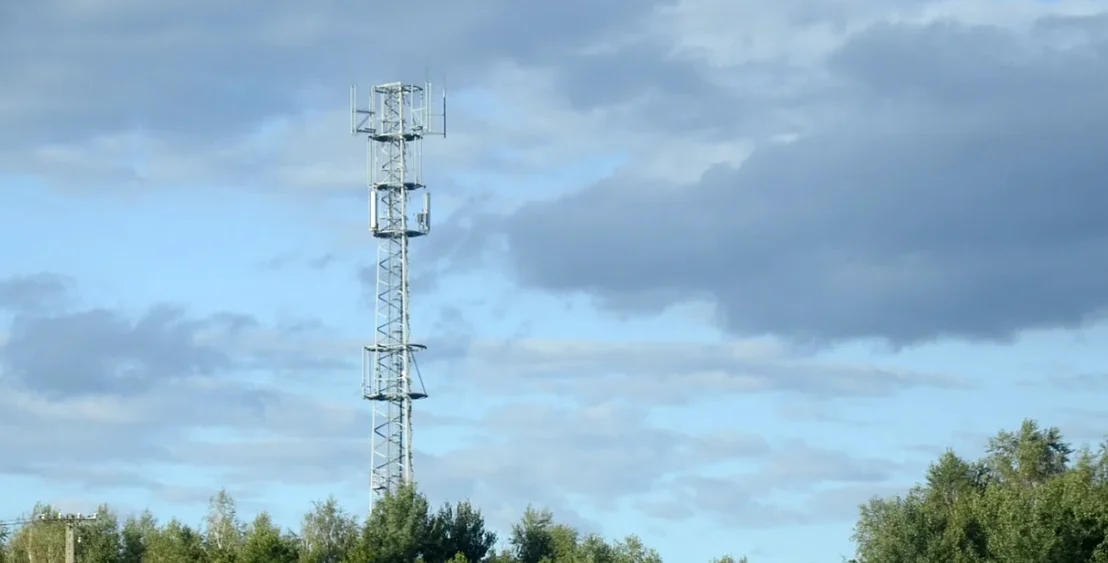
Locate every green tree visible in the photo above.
<box><xmin>576</xmin><ymin>534</ymin><xmax>616</xmax><ymax>563</ymax></box>
<box><xmin>567</xmin><ymin>531</ymin><xmax>620</xmax><ymax>563</ymax></box>
<box><xmin>345</xmin><ymin>483</ymin><xmax>430</xmax><ymax>563</ymax></box>
<box><xmin>79</xmin><ymin>504</ymin><xmax>122</xmax><ymax>563</ymax></box>
<box><xmin>612</xmin><ymin>535</ymin><xmax>662</xmax><ymax>563</ymax></box>
<box><xmin>204</xmin><ymin>489</ymin><xmax>243</xmax><ymax>563</ymax></box>
<box><xmin>547</xmin><ymin>524</ymin><xmax>578</xmax><ymax>562</ymax></box>
<box><xmin>985</xmin><ymin>419</ymin><xmax>1072</xmax><ymax>486</ymax></box>
<box><xmin>147</xmin><ymin>519</ymin><xmax>207</xmax><ymax>563</ymax></box>
<box><xmin>852</xmin><ymin>419</ymin><xmax>1108</xmax><ymax>563</ymax></box>
<box><xmin>0</xmin><ymin>479</ymin><xmax>687</xmax><ymax>563</ymax></box>
<box><xmin>120</xmin><ymin>511</ymin><xmax>158</xmax><ymax>563</ymax></box>
<box><xmin>510</xmin><ymin>507</ymin><xmax>555</xmax><ymax>563</ymax></box>
<box><xmin>300</xmin><ymin>496</ymin><xmax>358</xmax><ymax>563</ymax></box>
<box><xmin>424</xmin><ymin>501</ymin><xmax>496</xmax><ymax>563</ymax></box>
<box><xmin>0</xmin><ymin>523</ymin><xmax>9</xmax><ymax>563</ymax></box>
<box><xmin>484</xmin><ymin>548</ymin><xmax>519</xmax><ymax>563</ymax></box>
<box><xmin>241</xmin><ymin>512</ymin><xmax>299</xmax><ymax>563</ymax></box>
<box><xmin>8</xmin><ymin>504</ymin><xmax>65</xmax><ymax>563</ymax></box>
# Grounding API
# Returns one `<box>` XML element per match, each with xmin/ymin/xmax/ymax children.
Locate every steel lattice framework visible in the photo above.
<box><xmin>350</xmin><ymin>81</ymin><xmax>444</xmax><ymax>507</ymax></box>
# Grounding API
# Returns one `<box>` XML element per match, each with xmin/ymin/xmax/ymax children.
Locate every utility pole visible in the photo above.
<box><xmin>36</xmin><ymin>513</ymin><xmax>96</xmax><ymax>563</ymax></box>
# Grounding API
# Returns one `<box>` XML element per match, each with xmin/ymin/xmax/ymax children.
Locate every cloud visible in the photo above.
<box><xmin>0</xmin><ymin>0</ymin><xmax>640</xmax><ymax>142</ymax></box>
<box><xmin>0</xmin><ymin>0</ymin><xmax>675</xmax><ymax>192</ymax></box>
<box><xmin>0</xmin><ymin>273</ymin><xmax>360</xmax><ymax>494</ymax></box>
<box><xmin>635</xmin><ymin>444</ymin><xmax>909</xmax><ymax>528</ymax></box>
<box><xmin>413</xmin><ymin>399</ymin><xmax>917</xmax><ymax>534</ymax></box>
<box><xmin>0</xmin><ymin>270</ymin><xmax>950</xmax><ymax>533</ymax></box>
<box><xmin>258</xmin><ymin>252</ymin><xmax>341</xmax><ymax>272</ymax></box>
<box><xmin>422</xmin><ymin>401</ymin><xmax>769</xmax><ymax>506</ymax></box>
<box><xmin>0</xmin><ymin>273</ymin><xmax>74</xmax><ymax>313</ymax></box>
<box><xmin>432</xmin><ymin>337</ymin><xmax>967</xmax><ymax>403</ymax></box>
<box><xmin>499</xmin><ymin>14</ymin><xmax>1108</xmax><ymax>345</ymax></box>
<box><xmin>3</xmin><ymin>306</ymin><xmax>237</xmax><ymax>397</ymax></box>
<box><xmin>0</xmin><ymin>295</ymin><xmax>348</xmax><ymax>398</ymax></box>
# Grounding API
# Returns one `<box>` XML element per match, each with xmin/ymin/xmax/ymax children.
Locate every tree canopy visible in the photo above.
<box><xmin>853</xmin><ymin>419</ymin><xmax>1108</xmax><ymax>563</ymax></box>
<box><xmin>3</xmin><ymin>419</ymin><xmax>1107</xmax><ymax>562</ymax></box>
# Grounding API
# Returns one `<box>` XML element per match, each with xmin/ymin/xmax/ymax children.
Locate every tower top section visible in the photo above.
<box><xmin>351</xmin><ymin>82</ymin><xmax>446</xmax><ymax>140</ymax></box>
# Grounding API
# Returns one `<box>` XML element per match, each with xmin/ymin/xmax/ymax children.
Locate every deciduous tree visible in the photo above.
<box><xmin>300</xmin><ymin>496</ymin><xmax>358</xmax><ymax>563</ymax></box>
<box><xmin>852</xmin><ymin>419</ymin><xmax>1108</xmax><ymax>563</ymax></box>
<box><xmin>79</xmin><ymin>505</ymin><xmax>122</xmax><ymax>563</ymax></box>
<box><xmin>146</xmin><ymin>519</ymin><xmax>207</xmax><ymax>563</ymax></box>
<box><xmin>204</xmin><ymin>489</ymin><xmax>243</xmax><ymax>563</ymax></box>
<box><xmin>240</xmin><ymin>512</ymin><xmax>298</xmax><ymax>563</ymax></box>
<box><xmin>345</xmin><ymin>483</ymin><xmax>430</xmax><ymax>563</ymax></box>
<box><xmin>510</xmin><ymin>506</ymin><xmax>555</xmax><ymax>563</ymax></box>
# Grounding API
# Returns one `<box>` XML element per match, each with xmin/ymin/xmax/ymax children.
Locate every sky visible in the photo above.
<box><xmin>3</xmin><ymin>0</ymin><xmax>1108</xmax><ymax>561</ymax></box>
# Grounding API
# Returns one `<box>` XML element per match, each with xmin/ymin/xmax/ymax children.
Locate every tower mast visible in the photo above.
<box><xmin>351</xmin><ymin>81</ymin><xmax>445</xmax><ymax>508</ymax></box>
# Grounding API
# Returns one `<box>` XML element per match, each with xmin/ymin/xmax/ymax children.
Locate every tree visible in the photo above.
<box><xmin>205</xmin><ymin>489</ymin><xmax>243</xmax><ymax>563</ymax></box>
<box><xmin>510</xmin><ymin>506</ymin><xmax>556</xmax><ymax>563</ymax></box>
<box><xmin>8</xmin><ymin>504</ymin><xmax>65</xmax><ymax>563</ymax></box>
<box><xmin>613</xmin><ymin>535</ymin><xmax>663</xmax><ymax>563</ymax></box>
<box><xmin>147</xmin><ymin>518</ymin><xmax>207</xmax><ymax>563</ymax></box>
<box><xmin>424</xmin><ymin>501</ymin><xmax>496</xmax><ymax>563</ymax></box>
<box><xmin>79</xmin><ymin>504</ymin><xmax>122</xmax><ymax>563</ymax></box>
<box><xmin>345</xmin><ymin>483</ymin><xmax>430</xmax><ymax>563</ymax></box>
<box><xmin>300</xmin><ymin>496</ymin><xmax>358</xmax><ymax>563</ymax></box>
<box><xmin>241</xmin><ymin>512</ymin><xmax>299</xmax><ymax>563</ymax></box>
<box><xmin>576</xmin><ymin>534</ymin><xmax>616</xmax><ymax>563</ymax></box>
<box><xmin>120</xmin><ymin>511</ymin><xmax>158</xmax><ymax>563</ymax></box>
<box><xmin>852</xmin><ymin>419</ymin><xmax>1108</xmax><ymax>563</ymax></box>
<box><xmin>4</xmin><ymin>489</ymin><xmax>683</xmax><ymax>563</ymax></box>
<box><xmin>0</xmin><ymin>523</ymin><xmax>9</xmax><ymax>563</ymax></box>
<box><xmin>484</xmin><ymin>548</ymin><xmax>519</xmax><ymax>563</ymax></box>
<box><xmin>985</xmin><ymin>419</ymin><xmax>1072</xmax><ymax>486</ymax></box>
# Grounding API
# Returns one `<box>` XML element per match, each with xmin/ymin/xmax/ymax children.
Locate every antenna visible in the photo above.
<box><xmin>350</xmin><ymin>80</ymin><xmax>445</xmax><ymax>510</ymax></box>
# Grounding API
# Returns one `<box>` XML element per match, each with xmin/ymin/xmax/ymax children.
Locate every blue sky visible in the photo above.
<box><xmin>4</xmin><ymin>1</ymin><xmax>1108</xmax><ymax>562</ymax></box>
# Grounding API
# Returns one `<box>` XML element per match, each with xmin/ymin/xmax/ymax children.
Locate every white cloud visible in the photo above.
<box><xmin>441</xmin><ymin>337</ymin><xmax>967</xmax><ymax>403</ymax></box>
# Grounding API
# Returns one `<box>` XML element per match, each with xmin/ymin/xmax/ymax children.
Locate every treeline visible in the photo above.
<box><xmin>3</xmin><ymin>420</ymin><xmax>1108</xmax><ymax>562</ymax></box>
<box><xmin>0</xmin><ymin>485</ymin><xmax>740</xmax><ymax>563</ymax></box>
<box><xmin>854</xmin><ymin>419</ymin><xmax>1108</xmax><ymax>562</ymax></box>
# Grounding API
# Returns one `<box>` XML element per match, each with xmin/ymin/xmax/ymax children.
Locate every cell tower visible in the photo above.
<box><xmin>350</xmin><ymin>81</ymin><xmax>445</xmax><ymax>507</ymax></box>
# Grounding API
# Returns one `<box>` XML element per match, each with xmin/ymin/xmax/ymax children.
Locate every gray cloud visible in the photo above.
<box><xmin>259</xmin><ymin>252</ymin><xmax>343</xmax><ymax>272</ymax></box>
<box><xmin>1038</xmin><ymin>373</ymin><xmax>1108</xmax><ymax>391</ymax></box>
<box><xmin>0</xmin><ymin>0</ymin><xmax>663</xmax><ymax>151</ymax></box>
<box><xmin>500</xmin><ymin>15</ymin><xmax>1108</xmax><ymax>345</ymax></box>
<box><xmin>0</xmin><ymin>300</ymin><xmax>348</xmax><ymax>398</ymax></box>
<box><xmin>0</xmin><ymin>272</ymin><xmax>363</xmax><ymax>495</ymax></box>
<box><xmin>3</xmin><ymin>305</ymin><xmax>235</xmax><ymax>397</ymax></box>
<box><xmin>0</xmin><ymin>273</ymin><xmax>74</xmax><ymax>313</ymax></box>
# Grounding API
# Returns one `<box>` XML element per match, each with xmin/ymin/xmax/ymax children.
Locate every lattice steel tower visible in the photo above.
<box><xmin>350</xmin><ymin>81</ymin><xmax>445</xmax><ymax>506</ymax></box>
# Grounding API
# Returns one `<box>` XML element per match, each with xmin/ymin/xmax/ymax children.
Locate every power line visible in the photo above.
<box><xmin>2</xmin><ymin>513</ymin><xmax>97</xmax><ymax>563</ymax></box>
